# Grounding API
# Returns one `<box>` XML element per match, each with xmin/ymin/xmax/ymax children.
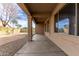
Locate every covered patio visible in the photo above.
<box><xmin>0</xmin><ymin>3</ymin><xmax>79</xmax><ymax>56</ymax></box>
<box><xmin>17</xmin><ymin>3</ymin><xmax>79</xmax><ymax>56</ymax></box>
<box><xmin>14</xmin><ymin>3</ymin><xmax>67</xmax><ymax>56</ymax></box>
<box><xmin>18</xmin><ymin>3</ymin><xmax>60</xmax><ymax>41</ymax></box>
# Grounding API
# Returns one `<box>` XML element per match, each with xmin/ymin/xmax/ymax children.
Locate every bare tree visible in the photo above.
<box><xmin>0</xmin><ymin>3</ymin><xmax>18</xmax><ymax>27</ymax></box>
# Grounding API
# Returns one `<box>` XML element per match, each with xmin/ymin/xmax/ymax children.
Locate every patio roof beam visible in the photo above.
<box><xmin>17</xmin><ymin>3</ymin><xmax>31</xmax><ymax>16</ymax></box>
<box><xmin>32</xmin><ymin>13</ymin><xmax>50</xmax><ymax>18</ymax></box>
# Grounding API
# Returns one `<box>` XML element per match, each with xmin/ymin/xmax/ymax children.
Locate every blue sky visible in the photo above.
<box><xmin>56</xmin><ymin>18</ymin><xmax>69</xmax><ymax>29</ymax></box>
<box><xmin>15</xmin><ymin>4</ymin><xmax>35</xmax><ymax>28</ymax></box>
<box><xmin>16</xmin><ymin>4</ymin><xmax>28</xmax><ymax>28</ymax></box>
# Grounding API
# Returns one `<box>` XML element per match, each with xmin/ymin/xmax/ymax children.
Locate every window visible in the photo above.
<box><xmin>55</xmin><ymin>4</ymin><xmax>75</xmax><ymax>35</ymax></box>
<box><xmin>45</xmin><ymin>20</ymin><xmax>49</xmax><ymax>32</ymax></box>
<box><xmin>47</xmin><ymin>20</ymin><xmax>49</xmax><ymax>32</ymax></box>
<box><xmin>56</xmin><ymin>18</ymin><xmax>69</xmax><ymax>33</ymax></box>
<box><xmin>54</xmin><ymin>13</ymin><xmax>59</xmax><ymax>32</ymax></box>
<box><xmin>44</xmin><ymin>23</ymin><xmax>47</xmax><ymax>32</ymax></box>
<box><xmin>77</xmin><ymin>4</ymin><xmax>79</xmax><ymax>35</ymax></box>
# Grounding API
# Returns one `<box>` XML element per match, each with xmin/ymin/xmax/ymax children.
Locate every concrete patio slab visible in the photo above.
<box><xmin>14</xmin><ymin>34</ymin><xmax>66</xmax><ymax>56</ymax></box>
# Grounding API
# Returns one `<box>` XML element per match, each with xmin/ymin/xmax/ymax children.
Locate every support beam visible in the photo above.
<box><xmin>18</xmin><ymin>3</ymin><xmax>31</xmax><ymax>16</ymax></box>
<box><xmin>32</xmin><ymin>13</ymin><xmax>50</xmax><ymax>18</ymax></box>
<box><xmin>28</xmin><ymin>16</ymin><xmax>32</xmax><ymax>41</ymax></box>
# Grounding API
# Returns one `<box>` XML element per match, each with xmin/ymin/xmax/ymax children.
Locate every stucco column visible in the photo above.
<box><xmin>28</xmin><ymin>16</ymin><xmax>32</xmax><ymax>41</ymax></box>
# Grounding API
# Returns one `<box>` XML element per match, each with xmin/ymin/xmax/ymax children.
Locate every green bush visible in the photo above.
<box><xmin>0</xmin><ymin>27</ymin><xmax>14</xmax><ymax>34</ymax></box>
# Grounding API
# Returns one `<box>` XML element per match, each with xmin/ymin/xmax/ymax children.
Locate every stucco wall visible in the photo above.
<box><xmin>35</xmin><ymin>23</ymin><xmax>44</xmax><ymax>34</ymax></box>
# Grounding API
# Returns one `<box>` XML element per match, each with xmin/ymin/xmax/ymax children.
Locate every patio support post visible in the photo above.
<box><xmin>28</xmin><ymin>16</ymin><xmax>32</xmax><ymax>41</ymax></box>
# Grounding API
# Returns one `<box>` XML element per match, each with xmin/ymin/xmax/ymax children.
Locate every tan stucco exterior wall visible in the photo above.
<box><xmin>35</xmin><ymin>23</ymin><xmax>44</xmax><ymax>34</ymax></box>
<box><xmin>44</xmin><ymin>4</ymin><xmax>79</xmax><ymax>56</ymax></box>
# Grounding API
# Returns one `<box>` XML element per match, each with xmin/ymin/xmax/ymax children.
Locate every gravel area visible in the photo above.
<box><xmin>0</xmin><ymin>33</ymin><xmax>28</xmax><ymax>56</ymax></box>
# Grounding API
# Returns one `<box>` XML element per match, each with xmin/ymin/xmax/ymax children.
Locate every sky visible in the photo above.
<box><xmin>14</xmin><ymin>3</ymin><xmax>35</xmax><ymax>28</ymax></box>
<box><xmin>56</xmin><ymin>18</ymin><xmax>69</xmax><ymax>29</ymax></box>
<box><xmin>0</xmin><ymin>3</ymin><xmax>35</xmax><ymax>28</ymax></box>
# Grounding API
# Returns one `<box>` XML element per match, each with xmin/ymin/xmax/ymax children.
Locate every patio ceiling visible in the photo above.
<box><xmin>24</xmin><ymin>3</ymin><xmax>58</xmax><ymax>23</ymax></box>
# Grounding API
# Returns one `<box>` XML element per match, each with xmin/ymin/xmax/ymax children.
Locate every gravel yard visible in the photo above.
<box><xmin>0</xmin><ymin>33</ymin><xmax>28</xmax><ymax>56</ymax></box>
